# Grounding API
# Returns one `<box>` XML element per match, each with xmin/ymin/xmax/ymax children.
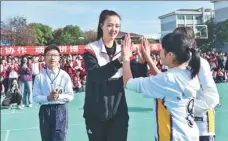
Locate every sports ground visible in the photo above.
<box><xmin>1</xmin><ymin>83</ymin><xmax>227</xmax><ymax>141</ymax></box>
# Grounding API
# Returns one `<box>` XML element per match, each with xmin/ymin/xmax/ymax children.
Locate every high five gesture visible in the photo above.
<box><xmin>121</xmin><ymin>33</ymin><xmax>133</xmax><ymax>61</ymax></box>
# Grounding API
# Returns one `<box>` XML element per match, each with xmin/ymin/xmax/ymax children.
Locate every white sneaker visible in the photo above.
<box><xmin>21</xmin><ymin>105</ymin><xmax>25</xmax><ymax>108</ymax></box>
<box><xmin>18</xmin><ymin>105</ymin><xmax>23</xmax><ymax>110</ymax></box>
<box><xmin>8</xmin><ymin>105</ymin><xmax>12</xmax><ymax>109</ymax></box>
<box><xmin>28</xmin><ymin>104</ymin><xmax>33</xmax><ymax>108</ymax></box>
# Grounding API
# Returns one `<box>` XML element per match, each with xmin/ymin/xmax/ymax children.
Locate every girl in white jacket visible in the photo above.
<box><xmin>122</xmin><ymin>33</ymin><xmax>201</xmax><ymax>141</ymax></box>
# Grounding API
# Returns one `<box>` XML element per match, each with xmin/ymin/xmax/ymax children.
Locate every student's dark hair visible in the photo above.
<box><xmin>211</xmin><ymin>53</ymin><xmax>216</xmax><ymax>58</ymax></box>
<box><xmin>162</xmin><ymin>33</ymin><xmax>200</xmax><ymax>78</ymax></box>
<box><xmin>173</xmin><ymin>27</ymin><xmax>196</xmax><ymax>48</ymax></box>
<box><xmin>97</xmin><ymin>10</ymin><xmax>121</xmax><ymax>40</ymax></box>
<box><xmin>44</xmin><ymin>44</ymin><xmax>60</xmax><ymax>55</ymax></box>
<box><xmin>20</xmin><ymin>55</ymin><xmax>28</xmax><ymax>66</ymax></box>
<box><xmin>173</xmin><ymin>27</ymin><xmax>194</xmax><ymax>39</ymax></box>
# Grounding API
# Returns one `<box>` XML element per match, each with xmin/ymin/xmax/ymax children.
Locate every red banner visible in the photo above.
<box><xmin>0</xmin><ymin>44</ymin><xmax>161</xmax><ymax>56</ymax></box>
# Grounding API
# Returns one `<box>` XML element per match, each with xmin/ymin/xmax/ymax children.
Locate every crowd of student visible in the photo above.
<box><xmin>200</xmin><ymin>51</ymin><xmax>228</xmax><ymax>82</ymax></box>
<box><xmin>0</xmin><ymin>50</ymin><xmax>227</xmax><ymax>109</ymax></box>
<box><xmin>0</xmin><ymin>54</ymin><xmax>86</xmax><ymax>109</ymax></box>
<box><xmin>0</xmin><ymin>8</ymin><xmax>225</xmax><ymax>141</ymax></box>
<box><xmin>138</xmin><ymin>51</ymin><xmax>228</xmax><ymax>82</ymax></box>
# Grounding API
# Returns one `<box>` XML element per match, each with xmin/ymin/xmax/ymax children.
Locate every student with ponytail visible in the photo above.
<box><xmin>138</xmin><ymin>26</ymin><xmax>219</xmax><ymax>141</ymax></box>
<box><xmin>122</xmin><ymin>33</ymin><xmax>201</xmax><ymax>141</ymax></box>
<box><xmin>174</xmin><ymin>27</ymin><xmax>219</xmax><ymax>141</ymax></box>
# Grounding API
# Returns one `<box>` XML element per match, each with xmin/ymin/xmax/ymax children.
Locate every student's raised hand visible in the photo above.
<box><xmin>136</xmin><ymin>41</ymin><xmax>145</xmax><ymax>64</ymax></box>
<box><xmin>121</xmin><ymin>33</ymin><xmax>132</xmax><ymax>61</ymax></box>
<box><xmin>141</xmin><ymin>37</ymin><xmax>151</xmax><ymax>63</ymax></box>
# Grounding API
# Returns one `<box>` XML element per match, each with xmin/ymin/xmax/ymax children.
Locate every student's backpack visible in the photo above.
<box><xmin>2</xmin><ymin>94</ymin><xmax>13</xmax><ymax>106</ymax></box>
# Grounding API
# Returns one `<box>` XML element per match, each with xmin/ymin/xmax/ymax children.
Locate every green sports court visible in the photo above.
<box><xmin>1</xmin><ymin>83</ymin><xmax>227</xmax><ymax>141</ymax></box>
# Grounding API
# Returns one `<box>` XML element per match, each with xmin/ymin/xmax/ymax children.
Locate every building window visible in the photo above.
<box><xmin>177</xmin><ymin>15</ymin><xmax>185</xmax><ymax>20</ymax></box>
<box><xmin>178</xmin><ymin>24</ymin><xmax>185</xmax><ymax>27</ymax></box>
<box><xmin>204</xmin><ymin>9</ymin><xmax>211</xmax><ymax>12</ymax></box>
<box><xmin>186</xmin><ymin>15</ymin><xmax>193</xmax><ymax>20</ymax></box>
<box><xmin>195</xmin><ymin>15</ymin><xmax>202</xmax><ymax>20</ymax></box>
<box><xmin>205</xmin><ymin>15</ymin><xmax>211</xmax><ymax>21</ymax></box>
<box><xmin>186</xmin><ymin>24</ymin><xmax>193</xmax><ymax>27</ymax></box>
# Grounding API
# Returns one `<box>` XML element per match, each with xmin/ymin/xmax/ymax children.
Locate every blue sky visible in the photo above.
<box><xmin>1</xmin><ymin>1</ymin><xmax>213</xmax><ymax>38</ymax></box>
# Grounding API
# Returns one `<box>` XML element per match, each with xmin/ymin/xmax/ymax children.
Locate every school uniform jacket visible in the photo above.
<box><xmin>194</xmin><ymin>57</ymin><xmax>219</xmax><ymax>136</ymax></box>
<box><xmin>33</xmin><ymin>67</ymin><xmax>74</xmax><ymax>105</ymax></box>
<box><xmin>126</xmin><ymin>68</ymin><xmax>201</xmax><ymax>141</ymax></box>
<box><xmin>83</xmin><ymin>38</ymin><xmax>147</xmax><ymax>121</ymax></box>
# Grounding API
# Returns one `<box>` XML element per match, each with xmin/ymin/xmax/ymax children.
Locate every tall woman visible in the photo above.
<box><xmin>83</xmin><ymin>10</ymin><xmax>147</xmax><ymax>141</ymax></box>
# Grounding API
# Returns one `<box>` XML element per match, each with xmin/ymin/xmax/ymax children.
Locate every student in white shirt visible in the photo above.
<box><xmin>173</xmin><ymin>27</ymin><xmax>219</xmax><ymax>141</ymax></box>
<box><xmin>31</xmin><ymin>56</ymin><xmax>40</xmax><ymax>84</ymax></box>
<box><xmin>33</xmin><ymin>44</ymin><xmax>74</xmax><ymax>141</ymax></box>
<box><xmin>122</xmin><ymin>33</ymin><xmax>201</xmax><ymax>141</ymax></box>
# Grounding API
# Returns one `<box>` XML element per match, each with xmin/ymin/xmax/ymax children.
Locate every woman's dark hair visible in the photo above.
<box><xmin>162</xmin><ymin>33</ymin><xmax>200</xmax><ymax>78</ymax></box>
<box><xmin>97</xmin><ymin>10</ymin><xmax>121</xmax><ymax>40</ymax></box>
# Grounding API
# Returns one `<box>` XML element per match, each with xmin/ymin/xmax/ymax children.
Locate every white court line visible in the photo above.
<box><xmin>4</xmin><ymin>130</ymin><xmax>10</xmax><ymax>141</ymax></box>
<box><xmin>130</xmin><ymin>117</ymin><xmax>152</xmax><ymax>120</ymax></box>
<box><xmin>0</xmin><ymin>117</ymin><xmax>152</xmax><ymax>132</ymax></box>
<box><xmin>1</xmin><ymin>112</ymin><xmax>13</xmax><ymax>115</ymax></box>
<box><xmin>2</xmin><ymin>109</ymin><xmax>226</xmax><ymax>115</ymax></box>
<box><xmin>2</xmin><ymin>111</ymin><xmax>24</xmax><ymax>115</ymax></box>
<box><xmin>1</xmin><ymin>123</ymin><xmax>84</xmax><ymax>132</ymax></box>
<box><xmin>1</xmin><ymin>109</ymin><xmax>39</xmax><ymax>115</ymax></box>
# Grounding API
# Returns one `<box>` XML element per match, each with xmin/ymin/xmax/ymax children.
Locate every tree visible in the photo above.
<box><xmin>52</xmin><ymin>28</ymin><xmax>63</xmax><ymax>45</ymax></box>
<box><xmin>29</xmin><ymin>23</ymin><xmax>53</xmax><ymax>45</ymax></box>
<box><xmin>16</xmin><ymin>26</ymin><xmax>35</xmax><ymax>46</ymax></box>
<box><xmin>147</xmin><ymin>38</ymin><xmax>157</xmax><ymax>44</ymax></box>
<box><xmin>215</xmin><ymin>19</ymin><xmax>228</xmax><ymax>46</ymax></box>
<box><xmin>1</xmin><ymin>16</ymin><xmax>35</xmax><ymax>46</ymax></box>
<box><xmin>59</xmin><ymin>25</ymin><xmax>84</xmax><ymax>45</ymax></box>
<box><xmin>130</xmin><ymin>37</ymin><xmax>156</xmax><ymax>44</ymax></box>
<box><xmin>84</xmin><ymin>30</ymin><xmax>97</xmax><ymax>44</ymax></box>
